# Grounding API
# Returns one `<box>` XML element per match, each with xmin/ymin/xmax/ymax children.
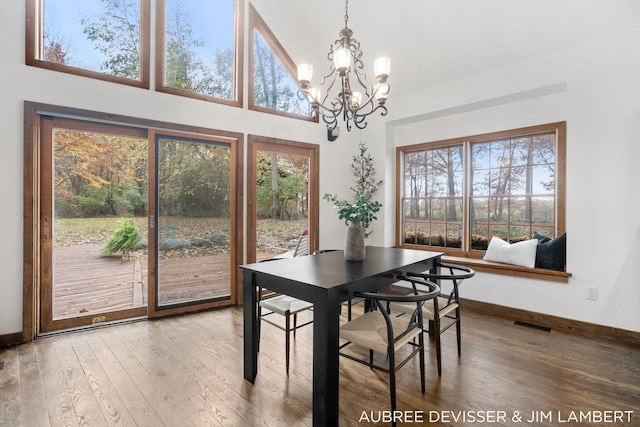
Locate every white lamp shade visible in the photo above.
<box><xmin>297</xmin><ymin>63</ymin><xmax>313</xmax><ymax>83</ymax></box>
<box><xmin>334</xmin><ymin>47</ymin><xmax>352</xmax><ymax>73</ymax></box>
<box><xmin>374</xmin><ymin>57</ymin><xmax>390</xmax><ymax>80</ymax></box>
<box><xmin>374</xmin><ymin>83</ymin><xmax>389</xmax><ymax>101</ymax></box>
<box><xmin>351</xmin><ymin>91</ymin><xmax>363</xmax><ymax>108</ymax></box>
<box><xmin>308</xmin><ymin>87</ymin><xmax>321</xmax><ymax>103</ymax></box>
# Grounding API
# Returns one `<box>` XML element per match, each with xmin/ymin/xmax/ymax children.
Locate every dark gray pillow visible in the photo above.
<box><xmin>532</xmin><ymin>232</ymin><xmax>566</xmax><ymax>271</ymax></box>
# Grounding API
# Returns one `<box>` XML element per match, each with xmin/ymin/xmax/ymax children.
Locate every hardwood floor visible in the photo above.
<box><xmin>0</xmin><ymin>306</ymin><xmax>638</xmax><ymax>426</ymax></box>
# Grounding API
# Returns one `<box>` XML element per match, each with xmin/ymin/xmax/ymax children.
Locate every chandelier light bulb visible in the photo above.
<box><xmin>334</xmin><ymin>47</ymin><xmax>352</xmax><ymax>76</ymax></box>
<box><xmin>308</xmin><ymin>87</ymin><xmax>321</xmax><ymax>103</ymax></box>
<box><xmin>374</xmin><ymin>57</ymin><xmax>390</xmax><ymax>83</ymax></box>
<box><xmin>350</xmin><ymin>91</ymin><xmax>363</xmax><ymax>109</ymax></box>
<box><xmin>374</xmin><ymin>83</ymin><xmax>389</xmax><ymax>103</ymax></box>
<box><xmin>297</xmin><ymin>63</ymin><xmax>314</xmax><ymax>88</ymax></box>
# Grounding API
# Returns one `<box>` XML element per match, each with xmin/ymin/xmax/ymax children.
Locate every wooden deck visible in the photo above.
<box><xmin>156</xmin><ymin>256</ymin><xmax>231</xmax><ymax>306</ymax></box>
<box><xmin>52</xmin><ymin>245</ymin><xmax>231</xmax><ymax>319</ymax></box>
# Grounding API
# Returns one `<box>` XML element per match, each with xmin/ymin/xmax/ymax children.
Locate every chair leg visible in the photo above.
<box><xmin>348</xmin><ymin>299</ymin><xmax>352</xmax><ymax>321</ymax></box>
<box><xmin>419</xmin><ymin>332</ymin><xmax>426</xmax><ymax>393</ymax></box>
<box><xmin>257</xmin><ymin>303</ymin><xmax>262</xmax><ymax>353</ymax></box>
<box><xmin>456</xmin><ymin>308</ymin><xmax>462</xmax><ymax>356</ymax></box>
<box><xmin>435</xmin><ymin>316</ymin><xmax>442</xmax><ymax>377</ymax></box>
<box><xmin>428</xmin><ymin>319</ymin><xmax>436</xmax><ymax>339</ymax></box>
<box><xmin>293</xmin><ymin>313</ymin><xmax>298</xmax><ymax>338</ymax></box>
<box><xmin>285</xmin><ymin>312</ymin><xmax>291</xmax><ymax>374</ymax></box>
<box><xmin>389</xmin><ymin>350</ymin><xmax>397</xmax><ymax>427</ymax></box>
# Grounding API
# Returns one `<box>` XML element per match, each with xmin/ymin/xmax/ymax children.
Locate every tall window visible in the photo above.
<box><xmin>398</xmin><ymin>122</ymin><xmax>566</xmax><ymax>260</ymax></box>
<box><xmin>26</xmin><ymin>0</ymin><xmax>150</xmax><ymax>87</ymax></box>
<box><xmin>156</xmin><ymin>0</ymin><xmax>243</xmax><ymax>106</ymax></box>
<box><xmin>248</xmin><ymin>4</ymin><xmax>314</xmax><ymax>121</ymax></box>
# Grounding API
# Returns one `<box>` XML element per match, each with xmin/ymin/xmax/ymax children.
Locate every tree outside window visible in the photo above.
<box><xmin>248</xmin><ymin>4</ymin><xmax>313</xmax><ymax>121</ymax></box>
<box><xmin>399</xmin><ymin>122</ymin><xmax>566</xmax><ymax>257</ymax></box>
<box><xmin>161</xmin><ymin>0</ymin><xmax>237</xmax><ymax>101</ymax></box>
<box><xmin>36</xmin><ymin>0</ymin><xmax>147</xmax><ymax>84</ymax></box>
<box><xmin>252</xmin><ymin>32</ymin><xmax>308</xmax><ymax>116</ymax></box>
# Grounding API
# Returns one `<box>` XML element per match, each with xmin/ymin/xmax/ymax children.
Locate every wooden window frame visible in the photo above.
<box><xmin>396</xmin><ymin>122</ymin><xmax>569</xmax><ymax>282</ymax></box>
<box><xmin>25</xmin><ymin>0</ymin><xmax>151</xmax><ymax>88</ymax></box>
<box><xmin>247</xmin><ymin>4</ymin><xmax>317</xmax><ymax>122</ymax></box>
<box><xmin>155</xmin><ymin>0</ymin><xmax>244</xmax><ymax>107</ymax></box>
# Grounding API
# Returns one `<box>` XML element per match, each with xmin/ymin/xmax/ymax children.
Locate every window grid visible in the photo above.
<box><xmin>398</xmin><ymin>123</ymin><xmax>565</xmax><ymax>259</ymax></box>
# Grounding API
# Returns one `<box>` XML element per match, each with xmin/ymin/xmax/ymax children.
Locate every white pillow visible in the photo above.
<box><xmin>483</xmin><ymin>237</ymin><xmax>538</xmax><ymax>268</ymax></box>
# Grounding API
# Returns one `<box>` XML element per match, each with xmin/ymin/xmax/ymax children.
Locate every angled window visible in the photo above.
<box><xmin>398</xmin><ymin>122</ymin><xmax>566</xmax><ymax>262</ymax></box>
<box><xmin>248</xmin><ymin>4</ymin><xmax>315</xmax><ymax>121</ymax></box>
<box><xmin>26</xmin><ymin>0</ymin><xmax>150</xmax><ymax>88</ymax></box>
<box><xmin>156</xmin><ymin>0</ymin><xmax>243</xmax><ymax>106</ymax></box>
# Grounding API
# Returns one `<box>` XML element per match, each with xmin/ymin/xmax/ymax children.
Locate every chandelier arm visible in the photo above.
<box><xmin>321</xmin><ymin>111</ymin><xmax>340</xmax><ymax>131</ymax></box>
<box><xmin>352</xmin><ymin>113</ymin><xmax>367</xmax><ymax>129</ymax></box>
<box><xmin>350</xmin><ymin>61</ymin><xmax>374</xmax><ymax>92</ymax></box>
<box><xmin>358</xmin><ymin>103</ymin><xmax>387</xmax><ymax>119</ymax></box>
<box><xmin>318</xmin><ymin>68</ymin><xmax>340</xmax><ymax>95</ymax></box>
<box><xmin>352</xmin><ymin>103</ymin><xmax>388</xmax><ymax>130</ymax></box>
<box><xmin>352</xmin><ymin>92</ymin><xmax>378</xmax><ymax>115</ymax></box>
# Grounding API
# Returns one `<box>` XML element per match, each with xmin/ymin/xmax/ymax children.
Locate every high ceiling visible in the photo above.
<box><xmin>252</xmin><ymin>0</ymin><xmax>640</xmax><ymax>98</ymax></box>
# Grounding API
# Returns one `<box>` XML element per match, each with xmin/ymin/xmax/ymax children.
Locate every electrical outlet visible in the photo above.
<box><xmin>587</xmin><ymin>287</ymin><xmax>598</xmax><ymax>300</ymax></box>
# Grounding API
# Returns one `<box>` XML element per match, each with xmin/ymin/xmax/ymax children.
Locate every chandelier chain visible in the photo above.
<box><xmin>344</xmin><ymin>0</ymin><xmax>349</xmax><ymax>28</ymax></box>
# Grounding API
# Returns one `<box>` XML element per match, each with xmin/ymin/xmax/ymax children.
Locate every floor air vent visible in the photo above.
<box><xmin>514</xmin><ymin>320</ymin><xmax>551</xmax><ymax>332</ymax></box>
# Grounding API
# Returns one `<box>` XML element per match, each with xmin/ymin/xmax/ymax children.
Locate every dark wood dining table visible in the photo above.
<box><xmin>241</xmin><ymin>246</ymin><xmax>442</xmax><ymax>427</ymax></box>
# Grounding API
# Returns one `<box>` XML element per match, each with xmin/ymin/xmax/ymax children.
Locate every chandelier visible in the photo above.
<box><xmin>297</xmin><ymin>0</ymin><xmax>390</xmax><ymax>138</ymax></box>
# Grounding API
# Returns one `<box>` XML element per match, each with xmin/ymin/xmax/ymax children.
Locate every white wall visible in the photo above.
<box><xmin>317</xmin><ymin>121</ymin><xmax>389</xmax><ymax>251</ymax></box>
<box><xmin>385</xmin><ymin>28</ymin><xmax>640</xmax><ymax>333</ymax></box>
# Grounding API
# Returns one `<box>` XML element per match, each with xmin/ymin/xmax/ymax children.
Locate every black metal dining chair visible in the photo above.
<box><xmin>389</xmin><ymin>262</ymin><xmax>475</xmax><ymax>376</ymax></box>
<box><xmin>339</xmin><ymin>277</ymin><xmax>440</xmax><ymax>426</ymax></box>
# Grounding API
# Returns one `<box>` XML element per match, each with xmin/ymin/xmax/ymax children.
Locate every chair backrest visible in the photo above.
<box><xmin>407</xmin><ymin>262</ymin><xmax>475</xmax><ymax>306</ymax></box>
<box><xmin>354</xmin><ymin>278</ymin><xmax>440</xmax><ymax>349</ymax></box>
<box><xmin>292</xmin><ymin>230</ymin><xmax>308</xmax><ymax>257</ymax></box>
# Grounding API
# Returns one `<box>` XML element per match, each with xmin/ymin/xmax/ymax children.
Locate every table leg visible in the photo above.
<box><xmin>312</xmin><ymin>294</ymin><xmax>341</xmax><ymax>427</ymax></box>
<box><xmin>243</xmin><ymin>270</ymin><xmax>258</xmax><ymax>383</ymax></box>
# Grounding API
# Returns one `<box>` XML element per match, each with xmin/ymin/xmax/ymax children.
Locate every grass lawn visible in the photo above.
<box><xmin>54</xmin><ymin>217</ymin><xmax>307</xmax><ymax>256</ymax></box>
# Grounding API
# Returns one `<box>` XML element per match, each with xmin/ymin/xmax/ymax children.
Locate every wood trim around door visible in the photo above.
<box><xmin>246</xmin><ymin>134</ymin><xmax>320</xmax><ymax>267</ymax></box>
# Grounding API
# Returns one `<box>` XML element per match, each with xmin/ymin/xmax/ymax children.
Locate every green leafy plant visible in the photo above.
<box><xmin>100</xmin><ymin>218</ymin><xmax>143</xmax><ymax>260</ymax></box>
<box><xmin>324</xmin><ymin>142</ymin><xmax>383</xmax><ymax>238</ymax></box>
<box><xmin>323</xmin><ymin>194</ymin><xmax>382</xmax><ymax>237</ymax></box>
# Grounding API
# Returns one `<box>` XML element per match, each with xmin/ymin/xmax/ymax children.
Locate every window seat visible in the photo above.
<box><xmin>442</xmin><ymin>256</ymin><xmax>571</xmax><ymax>283</ymax></box>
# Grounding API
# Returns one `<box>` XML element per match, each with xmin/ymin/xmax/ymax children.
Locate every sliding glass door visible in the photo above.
<box><xmin>35</xmin><ymin>110</ymin><xmax>241</xmax><ymax>334</ymax></box>
<box><xmin>150</xmin><ymin>132</ymin><xmax>237</xmax><ymax>314</ymax></box>
<box><xmin>40</xmin><ymin>117</ymin><xmax>149</xmax><ymax>332</ymax></box>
